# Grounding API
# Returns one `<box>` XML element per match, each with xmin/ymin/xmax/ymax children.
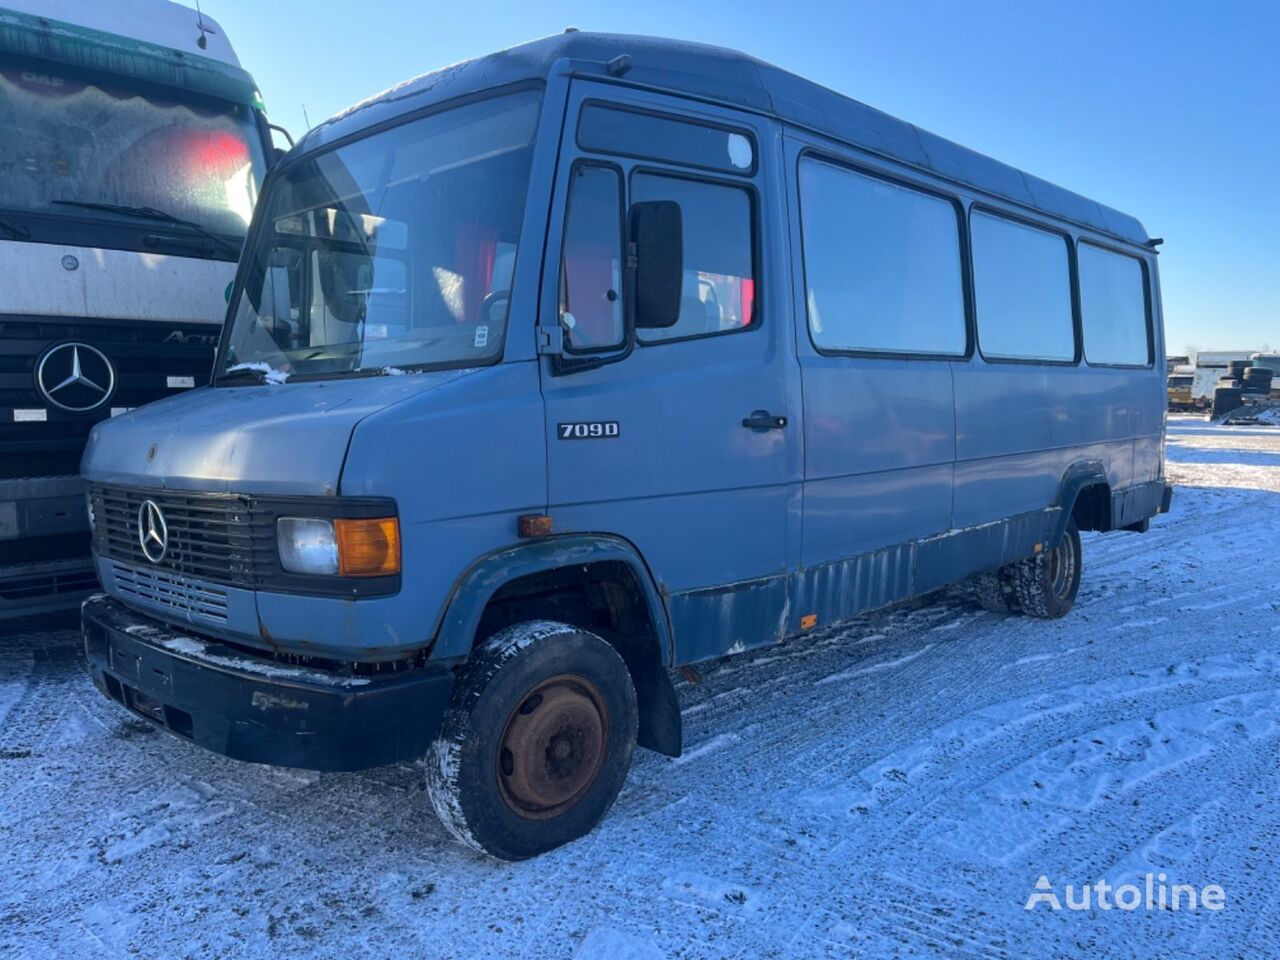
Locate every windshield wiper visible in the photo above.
<box><xmin>50</xmin><ymin>200</ymin><xmax>240</xmax><ymax>256</ymax></box>
<box><xmin>0</xmin><ymin>216</ymin><xmax>30</xmax><ymax>241</ymax></box>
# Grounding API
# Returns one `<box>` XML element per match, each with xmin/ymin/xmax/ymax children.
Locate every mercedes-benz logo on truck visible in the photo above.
<box><xmin>35</xmin><ymin>343</ymin><xmax>116</xmax><ymax>412</ymax></box>
<box><xmin>137</xmin><ymin>500</ymin><xmax>169</xmax><ymax>563</ymax></box>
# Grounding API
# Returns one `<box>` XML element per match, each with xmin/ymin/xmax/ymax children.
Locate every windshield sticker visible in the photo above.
<box><xmin>474</xmin><ymin>325</ymin><xmax>489</xmax><ymax>348</ymax></box>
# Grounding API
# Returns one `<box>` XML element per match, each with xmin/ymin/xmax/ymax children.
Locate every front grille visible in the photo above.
<box><xmin>90</xmin><ymin>485</ymin><xmax>273</xmax><ymax>590</ymax></box>
<box><xmin>0</xmin><ymin>559</ymin><xmax>98</xmax><ymax>602</ymax></box>
<box><xmin>0</xmin><ymin>314</ymin><xmax>216</xmax><ymax>476</ymax></box>
<box><xmin>112</xmin><ymin>561</ymin><xmax>229</xmax><ymax>622</ymax></box>
<box><xmin>88</xmin><ymin>483</ymin><xmax>400</xmax><ymax>599</ymax></box>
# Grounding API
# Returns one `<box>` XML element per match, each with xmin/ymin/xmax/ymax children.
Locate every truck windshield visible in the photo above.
<box><xmin>0</xmin><ymin>64</ymin><xmax>266</xmax><ymax>238</ymax></box>
<box><xmin>217</xmin><ymin>90</ymin><xmax>541</xmax><ymax>382</ymax></box>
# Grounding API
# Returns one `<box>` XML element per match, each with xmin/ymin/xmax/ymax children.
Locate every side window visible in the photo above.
<box><xmin>798</xmin><ymin>158</ymin><xmax>966</xmax><ymax>355</ymax></box>
<box><xmin>578</xmin><ymin>103</ymin><xmax>756</xmax><ymax>175</ymax></box>
<box><xmin>1079</xmin><ymin>243</ymin><xmax>1151</xmax><ymax>366</ymax></box>
<box><xmin>559</xmin><ymin>165</ymin><xmax>624</xmax><ymax>353</ymax></box>
<box><xmin>971</xmin><ymin>211</ymin><xmax>1075</xmax><ymax>362</ymax></box>
<box><xmin>630</xmin><ymin>172</ymin><xmax>756</xmax><ymax>343</ymax></box>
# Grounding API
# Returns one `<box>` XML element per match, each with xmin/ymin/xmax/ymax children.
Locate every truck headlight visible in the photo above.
<box><xmin>277</xmin><ymin>516</ymin><xmax>401</xmax><ymax>577</ymax></box>
<box><xmin>277</xmin><ymin>518</ymin><xmax>338</xmax><ymax>575</ymax></box>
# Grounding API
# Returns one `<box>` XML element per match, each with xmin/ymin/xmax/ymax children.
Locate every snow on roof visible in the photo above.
<box><xmin>1</xmin><ymin>0</ymin><xmax>241</xmax><ymax>67</ymax></box>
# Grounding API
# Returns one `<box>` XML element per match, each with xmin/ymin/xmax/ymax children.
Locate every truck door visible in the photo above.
<box><xmin>536</xmin><ymin>83</ymin><xmax>801</xmax><ymax>663</ymax></box>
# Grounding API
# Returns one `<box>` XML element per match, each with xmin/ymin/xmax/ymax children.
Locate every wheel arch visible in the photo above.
<box><xmin>430</xmin><ymin>534</ymin><xmax>682</xmax><ymax>757</ymax></box>
<box><xmin>1052</xmin><ymin>460</ymin><xmax>1113</xmax><ymax>547</ymax></box>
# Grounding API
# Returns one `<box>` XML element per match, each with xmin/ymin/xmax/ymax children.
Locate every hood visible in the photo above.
<box><xmin>82</xmin><ymin>368</ymin><xmax>482</xmax><ymax>495</ymax></box>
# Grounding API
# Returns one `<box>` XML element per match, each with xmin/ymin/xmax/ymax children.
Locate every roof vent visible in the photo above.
<box><xmin>564</xmin><ymin>26</ymin><xmax>580</xmax><ymax>33</ymax></box>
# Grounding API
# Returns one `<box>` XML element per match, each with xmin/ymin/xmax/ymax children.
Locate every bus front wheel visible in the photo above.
<box><xmin>425</xmin><ymin>620</ymin><xmax>638</xmax><ymax>860</ymax></box>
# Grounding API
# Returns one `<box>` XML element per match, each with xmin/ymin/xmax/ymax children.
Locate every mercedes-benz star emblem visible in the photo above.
<box><xmin>138</xmin><ymin>500</ymin><xmax>168</xmax><ymax>564</ymax></box>
<box><xmin>35</xmin><ymin>342</ymin><xmax>116</xmax><ymax>413</ymax></box>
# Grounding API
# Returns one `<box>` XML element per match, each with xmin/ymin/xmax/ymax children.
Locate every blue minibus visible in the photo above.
<box><xmin>80</xmin><ymin>32</ymin><xmax>1171</xmax><ymax>859</ymax></box>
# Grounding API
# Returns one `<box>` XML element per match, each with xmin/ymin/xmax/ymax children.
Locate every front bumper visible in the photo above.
<box><xmin>83</xmin><ymin>595</ymin><xmax>454</xmax><ymax>772</ymax></box>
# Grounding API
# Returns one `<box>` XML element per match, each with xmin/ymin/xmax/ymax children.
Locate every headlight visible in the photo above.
<box><xmin>277</xmin><ymin>516</ymin><xmax>400</xmax><ymax>577</ymax></box>
<box><xmin>277</xmin><ymin>517</ymin><xmax>338</xmax><ymax>575</ymax></box>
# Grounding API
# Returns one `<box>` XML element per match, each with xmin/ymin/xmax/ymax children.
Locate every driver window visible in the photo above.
<box><xmin>559</xmin><ymin>164</ymin><xmax>624</xmax><ymax>353</ymax></box>
<box><xmin>630</xmin><ymin>172</ymin><xmax>756</xmax><ymax>343</ymax></box>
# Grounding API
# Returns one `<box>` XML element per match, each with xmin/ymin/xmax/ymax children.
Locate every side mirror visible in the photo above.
<box><xmin>630</xmin><ymin>201</ymin><xmax>682</xmax><ymax>328</ymax></box>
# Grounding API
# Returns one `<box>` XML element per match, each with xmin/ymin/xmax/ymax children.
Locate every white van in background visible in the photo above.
<box><xmin>0</xmin><ymin>0</ymin><xmax>279</xmax><ymax>615</ymax></box>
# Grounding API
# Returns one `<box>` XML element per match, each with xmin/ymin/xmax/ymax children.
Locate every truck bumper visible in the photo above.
<box><xmin>0</xmin><ymin>476</ymin><xmax>96</xmax><ymax>618</ymax></box>
<box><xmin>82</xmin><ymin>595</ymin><xmax>454</xmax><ymax>772</ymax></box>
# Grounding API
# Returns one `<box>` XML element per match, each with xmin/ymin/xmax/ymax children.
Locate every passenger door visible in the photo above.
<box><xmin>537</xmin><ymin>84</ymin><xmax>802</xmax><ymax>663</ymax></box>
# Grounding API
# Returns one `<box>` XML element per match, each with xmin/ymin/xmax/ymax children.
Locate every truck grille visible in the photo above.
<box><xmin>0</xmin><ymin>314</ymin><xmax>216</xmax><ymax>478</ymax></box>
<box><xmin>87</xmin><ymin>483</ymin><xmax>400</xmax><ymax>600</ymax></box>
<box><xmin>112</xmin><ymin>561</ymin><xmax>230</xmax><ymax>622</ymax></box>
<box><xmin>89</xmin><ymin>485</ymin><xmax>274</xmax><ymax>590</ymax></box>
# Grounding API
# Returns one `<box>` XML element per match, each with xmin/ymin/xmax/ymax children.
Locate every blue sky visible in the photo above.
<box><xmin>210</xmin><ymin>0</ymin><xmax>1277</xmax><ymax>354</ymax></box>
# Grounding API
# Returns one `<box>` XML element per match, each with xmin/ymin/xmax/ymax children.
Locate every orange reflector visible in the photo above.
<box><xmin>334</xmin><ymin>517</ymin><xmax>400</xmax><ymax>577</ymax></box>
<box><xmin>518</xmin><ymin>514</ymin><xmax>553</xmax><ymax>538</ymax></box>
<box><xmin>800</xmin><ymin>614</ymin><xmax>818</xmax><ymax>630</ymax></box>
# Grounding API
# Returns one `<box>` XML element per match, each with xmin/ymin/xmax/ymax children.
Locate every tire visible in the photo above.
<box><xmin>1012</xmin><ymin>519</ymin><xmax>1082</xmax><ymax>619</ymax></box>
<box><xmin>425</xmin><ymin>620</ymin><xmax>638</xmax><ymax>861</ymax></box>
<box><xmin>971</xmin><ymin>569</ymin><xmax>1016</xmax><ymax>613</ymax></box>
<box><xmin>1212</xmin><ymin>387</ymin><xmax>1243</xmax><ymax>418</ymax></box>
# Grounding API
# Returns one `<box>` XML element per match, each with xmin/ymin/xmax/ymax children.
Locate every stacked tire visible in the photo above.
<box><xmin>1242</xmin><ymin>366</ymin><xmax>1273</xmax><ymax>396</ymax></box>
<box><xmin>1212</xmin><ymin>383</ymin><xmax>1243</xmax><ymax>418</ymax></box>
<box><xmin>1227</xmin><ymin>359</ymin><xmax>1251</xmax><ymax>380</ymax></box>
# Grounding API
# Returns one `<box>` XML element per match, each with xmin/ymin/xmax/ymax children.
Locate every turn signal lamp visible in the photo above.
<box><xmin>334</xmin><ymin>517</ymin><xmax>401</xmax><ymax>577</ymax></box>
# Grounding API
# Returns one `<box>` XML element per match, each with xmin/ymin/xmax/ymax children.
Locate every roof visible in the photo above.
<box><xmin>0</xmin><ymin>0</ymin><xmax>239</xmax><ymax>66</ymax></box>
<box><xmin>298</xmin><ymin>32</ymin><xmax>1150</xmax><ymax>247</ymax></box>
<box><xmin>0</xmin><ymin>1</ymin><xmax>259</xmax><ymax>106</ymax></box>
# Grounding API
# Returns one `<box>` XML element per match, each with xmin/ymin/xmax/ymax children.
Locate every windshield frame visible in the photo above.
<box><xmin>213</xmin><ymin>81</ymin><xmax>547</xmax><ymax>385</ymax></box>
<box><xmin>0</xmin><ymin>52</ymin><xmax>270</xmax><ymax>261</ymax></box>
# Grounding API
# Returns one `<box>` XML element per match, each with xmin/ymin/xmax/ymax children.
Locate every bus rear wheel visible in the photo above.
<box><xmin>1012</xmin><ymin>519</ymin><xmax>1082</xmax><ymax>619</ymax></box>
<box><xmin>425</xmin><ymin>620</ymin><xmax>637</xmax><ymax>860</ymax></box>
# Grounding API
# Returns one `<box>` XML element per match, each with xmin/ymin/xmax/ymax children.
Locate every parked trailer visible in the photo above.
<box><xmin>0</xmin><ymin>0</ymin><xmax>277</xmax><ymax>616</ymax></box>
<box><xmin>81</xmin><ymin>33</ymin><xmax>1171</xmax><ymax>859</ymax></box>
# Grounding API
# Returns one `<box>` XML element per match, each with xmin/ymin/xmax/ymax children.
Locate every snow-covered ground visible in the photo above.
<box><xmin>3</xmin><ymin>414</ymin><xmax>1278</xmax><ymax>959</ymax></box>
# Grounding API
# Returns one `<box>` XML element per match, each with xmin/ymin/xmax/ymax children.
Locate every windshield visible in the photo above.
<box><xmin>0</xmin><ymin>63</ymin><xmax>266</xmax><ymax>237</ymax></box>
<box><xmin>218</xmin><ymin>90</ymin><xmax>541</xmax><ymax>381</ymax></box>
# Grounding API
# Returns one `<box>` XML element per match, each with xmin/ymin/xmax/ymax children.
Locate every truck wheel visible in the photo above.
<box><xmin>971</xmin><ymin>569</ymin><xmax>1017</xmax><ymax>614</ymax></box>
<box><xmin>1012</xmin><ymin>519</ymin><xmax>1082</xmax><ymax>619</ymax></box>
<box><xmin>425</xmin><ymin>620</ymin><xmax>638</xmax><ymax>860</ymax></box>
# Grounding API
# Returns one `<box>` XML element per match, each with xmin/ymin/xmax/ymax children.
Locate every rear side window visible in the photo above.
<box><xmin>631</xmin><ymin>173</ymin><xmax>756</xmax><ymax>343</ymax></box>
<box><xmin>1079</xmin><ymin>243</ymin><xmax>1150</xmax><ymax>366</ymax></box>
<box><xmin>971</xmin><ymin>211</ymin><xmax>1075</xmax><ymax>362</ymax></box>
<box><xmin>798</xmin><ymin>158</ymin><xmax>966</xmax><ymax>356</ymax></box>
<box><xmin>559</xmin><ymin>165</ymin><xmax>624</xmax><ymax>353</ymax></box>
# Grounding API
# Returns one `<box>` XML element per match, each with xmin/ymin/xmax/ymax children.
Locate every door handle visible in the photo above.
<box><xmin>742</xmin><ymin>410</ymin><xmax>787</xmax><ymax>431</ymax></box>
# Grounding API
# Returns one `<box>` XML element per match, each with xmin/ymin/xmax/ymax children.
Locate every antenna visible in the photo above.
<box><xmin>301</xmin><ymin>103</ymin><xmax>312</xmax><ymax>130</ymax></box>
<box><xmin>194</xmin><ymin>0</ymin><xmax>212</xmax><ymax>49</ymax></box>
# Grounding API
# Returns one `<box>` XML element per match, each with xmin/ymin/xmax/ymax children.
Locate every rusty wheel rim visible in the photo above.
<box><xmin>496</xmin><ymin>674</ymin><xmax>609</xmax><ymax>820</ymax></box>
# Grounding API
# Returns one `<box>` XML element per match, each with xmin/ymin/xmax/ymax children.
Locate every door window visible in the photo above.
<box><xmin>630</xmin><ymin>172</ymin><xmax>756</xmax><ymax>343</ymax></box>
<box><xmin>559</xmin><ymin>164</ymin><xmax>625</xmax><ymax>353</ymax></box>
